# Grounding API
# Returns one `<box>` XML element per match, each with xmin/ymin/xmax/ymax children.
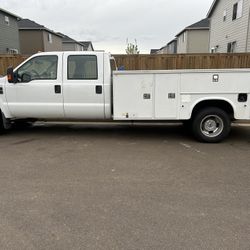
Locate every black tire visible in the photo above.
<box><xmin>191</xmin><ymin>107</ymin><xmax>231</xmax><ymax>143</ymax></box>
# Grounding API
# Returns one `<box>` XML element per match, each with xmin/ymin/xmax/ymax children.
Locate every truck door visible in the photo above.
<box><xmin>62</xmin><ymin>52</ymin><xmax>105</xmax><ymax>119</ymax></box>
<box><xmin>5</xmin><ymin>54</ymin><xmax>64</xmax><ymax>119</ymax></box>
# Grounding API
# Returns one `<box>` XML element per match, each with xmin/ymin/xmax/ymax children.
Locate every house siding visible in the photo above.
<box><xmin>177</xmin><ymin>30</ymin><xmax>209</xmax><ymax>53</ymax></box>
<box><xmin>76</xmin><ymin>44</ymin><xmax>83</xmax><ymax>51</ymax></box>
<box><xmin>187</xmin><ymin>30</ymin><xmax>209</xmax><ymax>53</ymax></box>
<box><xmin>85</xmin><ymin>44</ymin><xmax>93</xmax><ymax>51</ymax></box>
<box><xmin>209</xmin><ymin>0</ymin><xmax>250</xmax><ymax>52</ymax></box>
<box><xmin>62</xmin><ymin>43</ymin><xmax>83</xmax><ymax>51</ymax></box>
<box><xmin>177</xmin><ymin>32</ymin><xmax>188</xmax><ymax>53</ymax></box>
<box><xmin>157</xmin><ymin>46</ymin><xmax>168</xmax><ymax>54</ymax></box>
<box><xmin>246</xmin><ymin>5</ymin><xmax>250</xmax><ymax>50</ymax></box>
<box><xmin>63</xmin><ymin>43</ymin><xmax>75</xmax><ymax>51</ymax></box>
<box><xmin>43</xmin><ymin>31</ymin><xmax>63</xmax><ymax>52</ymax></box>
<box><xmin>167</xmin><ymin>41</ymin><xmax>177</xmax><ymax>54</ymax></box>
<box><xmin>19</xmin><ymin>30</ymin><xmax>44</xmax><ymax>54</ymax></box>
<box><xmin>0</xmin><ymin>10</ymin><xmax>20</xmax><ymax>54</ymax></box>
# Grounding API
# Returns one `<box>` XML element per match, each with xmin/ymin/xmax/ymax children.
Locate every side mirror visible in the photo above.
<box><xmin>7</xmin><ymin>67</ymin><xmax>14</xmax><ymax>83</ymax></box>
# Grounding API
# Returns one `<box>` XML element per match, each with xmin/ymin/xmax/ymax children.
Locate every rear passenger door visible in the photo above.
<box><xmin>62</xmin><ymin>52</ymin><xmax>105</xmax><ymax>119</ymax></box>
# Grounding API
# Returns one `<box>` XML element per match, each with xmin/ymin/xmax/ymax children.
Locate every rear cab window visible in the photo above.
<box><xmin>67</xmin><ymin>55</ymin><xmax>98</xmax><ymax>80</ymax></box>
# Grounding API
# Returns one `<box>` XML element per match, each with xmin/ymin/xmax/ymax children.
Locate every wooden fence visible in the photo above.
<box><xmin>0</xmin><ymin>54</ymin><xmax>28</xmax><ymax>76</ymax></box>
<box><xmin>113</xmin><ymin>53</ymin><xmax>250</xmax><ymax>70</ymax></box>
<box><xmin>2</xmin><ymin>53</ymin><xmax>250</xmax><ymax>76</ymax></box>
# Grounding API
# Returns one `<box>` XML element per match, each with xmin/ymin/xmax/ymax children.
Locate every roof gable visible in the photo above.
<box><xmin>176</xmin><ymin>18</ymin><xmax>210</xmax><ymax>37</ymax></box>
<box><xmin>167</xmin><ymin>38</ymin><xmax>177</xmax><ymax>46</ymax></box>
<box><xmin>0</xmin><ymin>8</ymin><xmax>21</xmax><ymax>19</ymax></box>
<box><xmin>79</xmin><ymin>41</ymin><xmax>94</xmax><ymax>50</ymax></box>
<box><xmin>207</xmin><ymin>0</ymin><xmax>219</xmax><ymax>18</ymax></box>
<box><xmin>58</xmin><ymin>33</ymin><xmax>84</xmax><ymax>46</ymax></box>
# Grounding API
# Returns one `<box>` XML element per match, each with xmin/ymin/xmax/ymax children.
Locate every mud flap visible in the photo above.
<box><xmin>1</xmin><ymin>111</ymin><xmax>11</xmax><ymax>130</ymax></box>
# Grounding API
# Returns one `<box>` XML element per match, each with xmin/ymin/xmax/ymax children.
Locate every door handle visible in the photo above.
<box><xmin>54</xmin><ymin>85</ymin><xmax>61</xmax><ymax>94</ymax></box>
<box><xmin>96</xmin><ymin>85</ymin><xmax>102</xmax><ymax>94</ymax></box>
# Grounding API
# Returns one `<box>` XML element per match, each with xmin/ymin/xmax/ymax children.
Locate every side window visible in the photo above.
<box><xmin>232</xmin><ymin>3</ymin><xmax>238</xmax><ymax>20</ymax></box>
<box><xmin>17</xmin><ymin>55</ymin><xmax>58</xmax><ymax>82</ymax></box>
<box><xmin>232</xmin><ymin>0</ymin><xmax>243</xmax><ymax>20</ymax></box>
<box><xmin>67</xmin><ymin>55</ymin><xmax>98</xmax><ymax>80</ymax></box>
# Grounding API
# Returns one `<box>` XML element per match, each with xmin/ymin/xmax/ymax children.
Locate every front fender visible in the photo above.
<box><xmin>0</xmin><ymin>76</ymin><xmax>12</xmax><ymax>118</ymax></box>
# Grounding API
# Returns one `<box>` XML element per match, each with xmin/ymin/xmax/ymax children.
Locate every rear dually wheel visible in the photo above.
<box><xmin>191</xmin><ymin>107</ymin><xmax>231</xmax><ymax>143</ymax></box>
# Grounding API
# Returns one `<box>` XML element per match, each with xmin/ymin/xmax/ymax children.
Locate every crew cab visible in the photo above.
<box><xmin>0</xmin><ymin>51</ymin><xmax>249</xmax><ymax>142</ymax></box>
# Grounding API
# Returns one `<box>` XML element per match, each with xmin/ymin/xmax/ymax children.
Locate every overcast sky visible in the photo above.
<box><xmin>0</xmin><ymin>0</ymin><xmax>214</xmax><ymax>54</ymax></box>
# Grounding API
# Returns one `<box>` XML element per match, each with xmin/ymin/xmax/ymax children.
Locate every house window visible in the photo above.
<box><xmin>223</xmin><ymin>10</ymin><xmax>227</xmax><ymax>21</ymax></box>
<box><xmin>48</xmin><ymin>34</ymin><xmax>53</xmax><ymax>43</ymax></box>
<box><xmin>227</xmin><ymin>41</ymin><xmax>237</xmax><ymax>53</ymax></box>
<box><xmin>182</xmin><ymin>32</ymin><xmax>186</xmax><ymax>42</ymax></box>
<box><xmin>4</xmin><ymin>16</ymin><xmax>9</xmax><ymax>25</ymax></box>
<box><xmin>232</xmin><ymin>0</ymin><xmax>243</xmax><ymax>20</ymax></box>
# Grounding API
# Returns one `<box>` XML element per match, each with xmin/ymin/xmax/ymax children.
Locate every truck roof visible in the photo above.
<box><xmin>35</xmin><ymin>51</ymin><xmax>110</xmax><ymax>56</ymax></box>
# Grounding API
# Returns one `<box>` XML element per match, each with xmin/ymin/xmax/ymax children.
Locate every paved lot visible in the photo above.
<box><xmin>0</xmin><ymin>122</ymin><xmax>250</xmax><ymax>250</ymax></box>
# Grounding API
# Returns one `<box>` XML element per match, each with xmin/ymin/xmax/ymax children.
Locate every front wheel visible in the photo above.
<box><xmin>191</xmin><ymin>107</ymin><xmax>231</xmax><ymax>143</ymax></box>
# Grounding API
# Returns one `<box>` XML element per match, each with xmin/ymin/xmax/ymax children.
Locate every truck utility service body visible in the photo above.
<box><xmin>0</xmin><ymin>51</ymin><xmax>250</xmax><ymax>142</ymax></box>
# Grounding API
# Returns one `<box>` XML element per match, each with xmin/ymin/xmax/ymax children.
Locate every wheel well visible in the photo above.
<box><xmin>191</xmin><ymin>100</ymin><xmax>234</xmax><ymax>119</ymax></box>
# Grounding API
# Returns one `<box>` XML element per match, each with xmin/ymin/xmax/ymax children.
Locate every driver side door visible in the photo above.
<box><xmin>5</xmin><ymin>54</ymin><xmax>64</xmax><ymax>119</ymax></box>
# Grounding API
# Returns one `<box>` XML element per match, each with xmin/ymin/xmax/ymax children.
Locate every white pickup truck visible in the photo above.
<box><xmin>0</xmin><ymin>51</ymin><xmax>249</xmax><ymax>142</ymax></box>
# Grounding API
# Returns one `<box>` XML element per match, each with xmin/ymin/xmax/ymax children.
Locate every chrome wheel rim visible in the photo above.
<box><xmin>200</xmin><ymin>115</ymin><xmax>224</xmax><ymax>138</ymax></box>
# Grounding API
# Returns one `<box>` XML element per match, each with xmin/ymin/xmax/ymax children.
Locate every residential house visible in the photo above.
<box><xmin>156</xmin><ymin>38</ymin><xmax>177</xmax><ymax>54</ymax></box>
<box><xmin>208</xmin><ymin>0</ymin><xmax>250</xmax><ymax>53</ymax></box>
<box><xmin>150</xmin><ymin>49</ymin><xmax>160</xmax><ymax>54</ymax></box>
<box><xmin>176</xmin><ymin>18</ymin><xmax>210</xmax><ymax>53</ymax></box>
<box><xmin>18</xmin><ymin>19</ymin><xmax>63</xmax><ymax>55</ymax></box>
<box><xmin>166</xmin><ymin>38</ymin><xmax>178</xmax><ymax>54</ymax></box>
<box><xmin>58</xmin><ymin>33</ymin><xmax>85</xmax><ymax>51</ymax></box>
<box><xmin>79</xmin><ymin>41</ymin><xmax>94</xmax><ymax>51</ymax></box>
<box><xmin>157</xmin><ymin>45</ymin><xmax>168</xmax><ymax>54</ymax></box>
<box><xmin>0</xmin><ymin>8</ymin><xmax>21</xmax><ymax>54</ymax></box>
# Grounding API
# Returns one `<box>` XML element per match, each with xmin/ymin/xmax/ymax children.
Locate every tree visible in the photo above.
<box><xmin>126</xmin><ymin>39</ymin><xmax>140</xmax><ymax>54</ymax></box>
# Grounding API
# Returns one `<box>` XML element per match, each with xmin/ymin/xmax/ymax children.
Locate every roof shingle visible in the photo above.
<box><xmin>18</xmin><ymin>19</ymin><xmax>63</xmax><ymax>38</ymax></box>
<box><xmin>176</xmin><ymin>18</ymin><xmax>210</xmax><ymax>37</ymax></box>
